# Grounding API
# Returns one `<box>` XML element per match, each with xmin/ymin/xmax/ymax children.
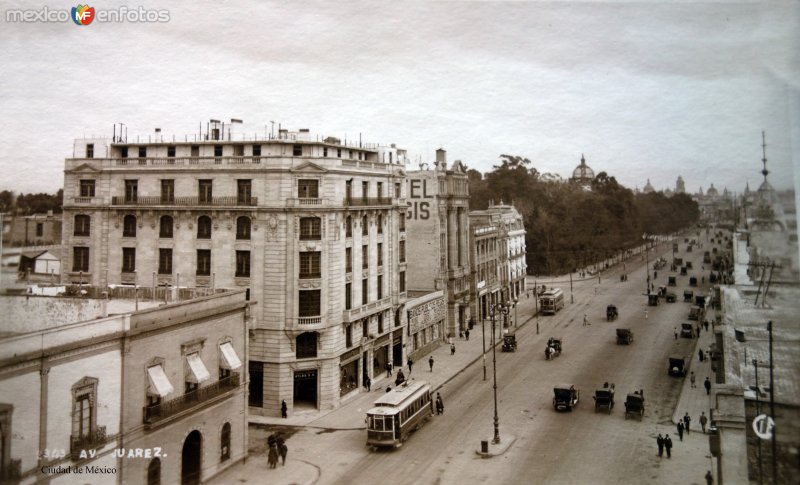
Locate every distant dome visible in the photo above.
<box><xmin>706</xmin><ymin>183</ymin><xmax>719</xmax><ymax>197</ymax></box>
<box><xmin>643</xmin><ymin>179</ymin><xmax>655</xmax><ymax>194</ymax></box>
<box><xmin>571</xmin><ymin>154</ymin><xmax>595</xmax><ymax>181</ymax></box>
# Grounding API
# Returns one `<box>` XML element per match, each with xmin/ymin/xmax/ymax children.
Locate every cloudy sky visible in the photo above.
<box><xmin>1</xmin><ymin>0</ymin><xmax>798</xmax><ymax>195</ymax></box>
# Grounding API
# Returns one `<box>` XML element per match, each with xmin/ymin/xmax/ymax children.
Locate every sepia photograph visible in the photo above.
<box><xmin>0</xmin><ymin>1</ymin><xmax>798</xmax><ymax>484</ymax></box>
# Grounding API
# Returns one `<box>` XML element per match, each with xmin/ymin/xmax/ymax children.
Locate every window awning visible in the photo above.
<box><xmin>219</xmin><ymin>342</ymin><xmax>242</xmax><ymax>371</ymax></box>
<box><xmin>147</xmin><ymin>365</ymin><xmax>174</xmax><ymax>397</ymax></box>
<box><xmin>186</xmin><ymin>353</ymin><xmax>211</xmax><ymax>384</ymax></box>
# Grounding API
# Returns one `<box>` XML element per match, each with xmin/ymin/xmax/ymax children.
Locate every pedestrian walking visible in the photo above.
<box><xmin>705</xmin><ymin>470</ymin><xmax>713</xmax><ymax>485</ymax></box>
<box><xmin>429</xmin><ymin>356</ymin><xmax>434</xmax><ymax>372</ymax></box>
<box><xmin>656</xmin><ymin>434</ymin><xmax>664</xmax><ymax>457</ymax></box>
<box><xmin>690</xmin><ymin>372</ymin><xmax>696</xmax><ymax>388</ymax></box>
<box><xmin>276</xmin><ymin>434</ymin><xmax>288</xmax><ymax>466</ymax></box>
<box><xmin>281</xmin><ymin>400</ymin><xmax>288</xmax><ymax>419</ymax></box>
<box><xmin>365</xmin><ymin>375</ymin><xmax>371</xmax><ymax>392</ymax></box>
<box><xmin>699</xmin><ymin>412</ymin><xmax>708</xmax><ymax>433</ymax></box>
<box><xmin>583</xmin><ymin>314</ymin><xmax>590</xmax><ymax>326</ymax></box>
<box><xmin>465</xmin><ymin>328</ymin><xmax>470</xmax><ymax>341</ymax></box>
<box><xmin>407</xmin><ymin>358</ymin><xmax>413</xmax><ymax>373</ymax></box>
<box><xmin>386</xmin><ymin>361</ymin><xmax>393</xmax><ymax>377</ymax></box>
<box><xmin>450</xmin><ymin>342</ymin><xmax>456</xmax><ymax>355</ymax></box>
<box><xmin>435</xmin><ymin>392</ymin><xmax>444</xmax><ymax>414</ymax></box>
<box><xmin>699</xmin><ymin>349</ymin><xmax>704</xmax><ymax>362</ymax></box>
<box><xmin>268</xmin><ymin>443</ymin><xmax>278</xmax><ymax>469</ymax></box>
<box><xmin>704</xmin><ymin>377</ymin><xmax>712</xmax><ymax>395</ymax></box>
<box><xmin>704</xmin><ymin>320</ymin><xmax>709</xmax><ymax>332</ymax></box>
<box><xmin>697</xmin><ymin>323</ymin><xmax>702</xmax><ymax>337</ymax></box>
<box><xmin>683</xmin><ymin>412</ymin><xmax>691</xmax><ymax>434</ymax></box>
<box><xmin>664</xmin><ymin>435</ymin><xmax>673</xmax><ymax>458</ymax></box>
<box><xmin>677</xmin><ymin>420</ymin><xmax>684</xmax><ymax>441</ymax></box>
<box><xmin>674</xmin><ymin>326</ymin><xmax>678</xmax><ymax>340</ymax></box>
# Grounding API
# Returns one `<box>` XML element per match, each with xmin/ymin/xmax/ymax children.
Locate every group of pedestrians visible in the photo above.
<box><xmin>655</xmin><ymin>433</ymin><xmax>673</xmax><ymax>458</ymax></box>
<box><xmin>266</xmin><ymin>433</ymin><xmax>288</xmax><ymax>469</ymax></box>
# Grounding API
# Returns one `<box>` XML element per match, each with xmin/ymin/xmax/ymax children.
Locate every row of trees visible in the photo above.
<box><xmin>0</xmin><ymin>189</ymin><xmax>63</xmax><ymax>215</ymax></box>
<box><xmin>467</xmin><ymin>155</ymin><xmax>699</xmax><ymax>275</ymax></box>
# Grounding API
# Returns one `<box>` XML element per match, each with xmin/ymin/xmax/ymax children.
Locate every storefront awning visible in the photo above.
<box><xmin>186</xmin><ymin>352</ymin><xmax>211</xmax><ymax>384</ymax></box>
<box><xmin>219</xmin><ymin>342</ymin><xmax>242</xmax><ymax>370</ymax></box>
<box><xmin>147</xmin><ymin>365</ymin><xmax>174</xmax><ymax>397</ymax></box>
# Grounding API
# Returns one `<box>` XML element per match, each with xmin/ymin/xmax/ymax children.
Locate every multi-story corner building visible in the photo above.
<box><xmin>468</xmin><ymin>221</ymin><xmax>502</xmax><ymax>322</ymax></box>
<box><xmin>469</xmin><ymin>203</ymin><xmax>527</xmax><ymax>303</ymax></box>
<box><xmin>405</xmin><ymin>149</ymin><xmax>471</xmax><ymax>337</ymax></box>
<box><xmin>60</xmin><ymin>122</ymin><xmax>408</xmax><ymax>416</ymax></box>
<box><xmin>0</xmin><ymin>286</ymin><xmax>249</xmax><ymax>485</ymax></box>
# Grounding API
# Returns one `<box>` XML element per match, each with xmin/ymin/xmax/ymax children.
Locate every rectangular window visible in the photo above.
<box><xmin>378</xmin><ymin>313</ymin><xmax>384</xmax><ymax>334</ymax></box>
<box><xmin>400</xmin><ymin>271</ymin><xmax>406</xmax><ymax>293</ymax></box>
<box><xmin>161</xmin><ymin>179</ymin><xmax>174</xmax><ymax>203</ymax></box>
<box><xmin>122</xmin><ymin>247</ymin><xmax>136</xmax><ymax>273</ymax></box>
<box><xmin>377</xmin><ymin>182</ymin><xmax>383</xmax><ymax>198</ymax></box>
<box><xmin>74</xmin><ymin>394</ymin><xmax>93</xmax><ymax>438</ymax></box>
<box><xmin>138</xmin><ymin>146</ymin><xmax>146</xmax><ymax>158</ymax></box>
<box><xmin>323</xmin><ymin>147</ymin><xmax>328</xmax><ymax>157</ymax></box>
<box><xmin>167</xmin><ymin>145</ymin><xmax>176</xmax><ymax>157</ymax></box>
<box><xmin>86</xmin><ymin>144</ymin><xmax>94</xmax><ymax>159</ymax></box>
<box><xmin>298</xmin><ymin>179</ymin><xmax>319</xmax><ymax>199</ymax></box>
<box><xmin>299</xmin><ymin>251</ymin><xmax>321</xmax><ymax>278</ymax></box>
<box><xmin>299</xmin><ymin>217</ymin><xmax>321</xmax><ymax>240</ymax></box>
<box><xmin>298</xmin><ymin>290</ymin><xmax>321</xmax><ymax>316</ymax></box>
<box><xmin>252</xmin><ymin>145</ymin><xmax>261</xmax><ymax>157</ymax></box>
<box><xmin>345</xmin><ymin>282</ymin><xmax>352</xmax><ymax>310</ymax></box>
<box><xmin>236</xmin><ymin>250</ymin><xmax>250</xmax><ymax>277</ymax></box>
<box><xmin>237</xmin><ymin>179</ymin><xmax>252</xmax><ymax>204</ymax></box>
<box><xmin>362</xmin><ymin>181</ymin><xmax>368</xmax><ymax>198</ymax></box>
<box><xmin>197</xmin><ymin>249</ymin><xmax>211</xmax><ymax>276</ymax></box>
<box><xmin>36</xmin><ymin>223</ymin><xmax>43</xmax><ymax>237</ymax></box>
<box><xmin>362</xmin><ymin>318</ymin><xmax>368</xmax><ymax>337</ymax></box>
<box><xmin>362</xmin><ymin>244</ymin><xmax>368</xmax><ymax>269</ymax></box>
<box><xmin>233</xmin><ymin>145</ymin><xmax>244</xmax><ymax>156</ymax></box>
<box><xmin>120</xmin><ymin>146</ymin><xmax>129</xmax><ymax>158</ymax></box>
<box><xmin>346</xmin><ymin>247</ymin><xmax>352</xmax><ymax>273</ymax></box>
<box><xmin>362</xmin><ymin>278</ymin><xmax>368</xmax><ymax>305</ymax></box>
<box><xmin>377</xmin><ymin>275</ymin><xmax>383</xmax><ymax>300</ymax></box>
<box><xmin>191</xmin><ymin>145</ymin><xmax>200</xmax><ymax>157</ymax></box>
<box><xmin>199</xmin><ymin>179</ymin><xmax>213</xmax><ymax>204</ymax></box>
<box><xmin>214</xmin><ymin>145</ymin><xmax>223</xmax><ymax>157</ymax></box>
<box><xmin>337</xmin><ymin>148</ymin><xmax>341</xmax><ymax>158</ymax></box>
<box><xmin>346</xmin><ymin>324</ymin><xmax>352</xmax><ymax>348</ymax></box>
<box><xmin>74</xmin><ymin>215</ymin><xmax>90</xmax><ymax>236</ymax></box>
<box><xmin>395</xmin><ymin>182</ymin><xmax>401</xmax><ymax>198</ymax></box>
<box><xmin>399</xmin><ymin>212</ymin><xmax>406</xmax><ymax>231</ymax></box>
<box><xmin>124</xmin><ymin>180</ymin><xmax>138</xmax><ymax>203</ymax></box>
<box><xmin>79</xmin><ymin>180</ymin><xmax>95</xmax><ymax>197</ymax></box>
<box><xmin>158</xmin><ymin>248</ymin><xmax>172</xmax><ymax>274</ymax></box>
<box><xmin>293</xmin><ymin>145</ymin><xmax>302</xmax><ymax>156</ymax></box>
<box><xmin>400</xmin><ymin>240</ymin><xmax>406</xmax><ymax>262</ymax></box>
<box><xmin>377</xmin><ymin>243</ymin><xmax>383</xmax><ymax>266</ymax></box>
<box><xmin>73</xmin><ymin>246</ymin><xmax>89</xmax><ymax>272</ymax></box>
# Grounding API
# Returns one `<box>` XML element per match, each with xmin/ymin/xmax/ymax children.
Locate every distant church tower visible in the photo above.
<box><xmin>675</xmin><ymin>176</ymin><xmax>685</xmax><ymax>194</ymax></box>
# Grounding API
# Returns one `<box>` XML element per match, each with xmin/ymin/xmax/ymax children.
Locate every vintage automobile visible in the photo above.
<box><xmin>545</xmin><ymin>337</ymin><xmax>562</xmax><ymax>360</ymax></box>
<box><xmin>688</xmin><ymin>306</ymin><xmax>703</xmax><ymax>321</ymax></box>
<box><xmin>616</xmin><ymin>328</ymin><xmax>634</xmax><ymax>345</ymax></box>
<box><xmin>680</xmin><ymin>323</ymin><xmax>695</xmax><ymax>338</ymax></box>
<box><xmin>668</xmin><ymin>276</ymin><xmax>677</xmax><ymax>286</ymax></box>
<box><xmin>648</xmin><ymin>294</ymin><xmax>659</xmax><ymax>306</ymax></box>
<box><xmin>502</xmin><ymin>330</ymin><xmax>517</xmax><ymax>352</ymax></box>
<box><xmin>695</xmin><ymin>295</ymin><xmax>707</xmax><ymax>308</ymax></box>
<box><xmin>689</xmin><ymin>276</ymin><xmax>698</xmax><ymax>287</ymax></box>
<box><xmin>665</xmin><ymin>292</ymin><xmax>677</xmax><ymax>303</ymax></box>
<box><xmin>594</xmin><ymin>385</ymin><xmax>615</xmax><ymax>413</ymax></box>
<box><xmin>683</xmin><ymin>290</ymin><xmax>694</xmax><ymax>302</ymax></box>
<box><xmin>553</xmin><ymin>385</ymin><xmax>579</xmax><ymax>411</ymax></box>
<box><xmin>624</xmin><ymin>392</ymin><xmax>645</xmax><ymax>419</ymax></box>
<box><xmin>674</xmin><ymin>257</ymin><xmax>684</xmax><ymax>266</ymax></box>
<box><xmin>606</xmin><ymin>304</ymin><xmax>618</xmax><ymax>321</ymax></box>
<box><xmin>668</xmin><ymin>356</ymin><xmax>687</xmax><ymax>377</ymax></box>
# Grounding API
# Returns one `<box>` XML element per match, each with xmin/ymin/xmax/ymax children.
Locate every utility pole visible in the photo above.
<box><xmin>768</xmin><ymin>320</ymin><xmax>776</xmax><ymax>485</ymax></box>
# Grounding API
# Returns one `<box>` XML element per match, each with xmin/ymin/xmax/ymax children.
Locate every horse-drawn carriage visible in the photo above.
<box><xmin>606</xmin><ymin>305</ymin><xmax>618</xmax><ymax>321</ymax></box>
<box><xmin>668</xmin><ymin>276</ymin><xmax>677</xmax><ymax>286</ymax></box>
<box><xmin>545</xmin><ymin>337</ymin><xmax>562</xmax><ymax>360</ymax></box>
<box><xmin>683</xmin><ymin>290</ymin><xmax>694</xmax><ymax>302</ymax></box>
<box><xmin>624</xmin><ymin>391</ymin><xmax>645</xmax><ymax>419</ymax></box>
<box><xmin>593</xmin><ymin>384</ymin><xmax>615</xmax><ymax>413</ymax></box>
<box><xmin>616</xmin><ymin>328</ymin><xmax>634</xmax><ymax>345</ymax></box>
<box><xmin>689</xmin><ymin>276</ymin><xmax>698</xmax><ymax>287</ymax></box>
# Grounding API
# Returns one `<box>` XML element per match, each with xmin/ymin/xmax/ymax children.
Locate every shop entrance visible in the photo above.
<box><xmin>373</xmin><ymin>345</ymin><xmax>389</xmax><ymax>376</ymax></box>
<box><xmin>181</xmin><ymin>430</ymin><xmax>202</xmax><ymax>485</ymax></box>
<box><xmin>293</xmin><ymin>369</ymin><xmax>318</xmax><ymax>409</ymax></box>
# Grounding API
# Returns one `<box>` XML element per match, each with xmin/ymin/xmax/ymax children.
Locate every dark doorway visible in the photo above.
<box><xmin>181</xmin><ymin>430</ymin><xmax>202</xmax><ymax>485</ymax></box>
<box><xmin>248</xmin><ymin>361</ymin><xmax>263</xmax><ymax>408</ymax></box>
<box><xmin>392</xmin><ymin>330</ymin><xmax>403</xmax><ymax>367</ymax></box>
<box><xmin>293</xmin><ymin>369</ymin><xmax>318</xmax><ymax>409</ymax></box>
<box><xmin>362</xmin><ymin>351</ymin><xmax>368</xmax><ymax>381</ymax></box>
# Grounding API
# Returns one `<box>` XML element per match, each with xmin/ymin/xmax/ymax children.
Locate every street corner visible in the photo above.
<box><xmin>474</xmin><ymin>433</ymin><xmax>517</xmax><ymax>458</ymax></box>
<box><xmin>210</xmin><ymin>456</ymin><xmax>320</xmax><ymax>485</ymax></box>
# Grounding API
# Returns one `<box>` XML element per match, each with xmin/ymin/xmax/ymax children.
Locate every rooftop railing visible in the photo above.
<box><xmin>110</xmin><ymin>196</ymin><xmax>258</xmax><ymax>207</ymax></box>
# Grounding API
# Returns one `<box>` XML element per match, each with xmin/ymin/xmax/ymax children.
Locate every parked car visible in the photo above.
<box><xmin>680</xmin><ymin>323</ymin><xmax>695</xmax><ymax>338</ymax></box>
<box><xmin>668</xmin><ymin>356</ymin><xmax>687</xmax><ymax>377</ymax></box>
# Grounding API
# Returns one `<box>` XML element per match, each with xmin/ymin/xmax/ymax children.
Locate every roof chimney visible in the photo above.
<box><xmin>436</xmin><ymin>148</ymin><xmax>446</xmax><ymax>165</ymax></box>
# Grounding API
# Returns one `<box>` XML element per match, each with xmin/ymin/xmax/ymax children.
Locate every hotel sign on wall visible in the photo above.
<box><xmin>407</xmin><ymin>179</ymin><xmax>434</xmax><ymax>220</ymax></box>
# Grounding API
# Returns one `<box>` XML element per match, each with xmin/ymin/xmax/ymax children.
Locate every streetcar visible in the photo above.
<box><xmin>366</xmin><ymin>380</ymin><xmax>433</xmax><ymax>448</ymax></box>
<box><xmin>538</xmin><ymin>288</ymin><xmax>565</xmax><ymax>315</ymax></box>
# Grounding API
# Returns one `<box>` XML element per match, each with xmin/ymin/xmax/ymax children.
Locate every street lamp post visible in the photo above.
<box><xmin>643</xmin><ymin>234</ymin><xmax>650</xmax><ymax>294</ymax></box>
<box><xmin>489</xmin><ymin>302</ymin><xmax>509</xmax><ymax>444</ymax></box>
<box><xmin>481</xmin><ymin>314</ymin><xmax>487</xmax><ymax>381</ymax></box>
<box><xmin>513</xmin><ymin>297</ymin><xmax>518</xmax><ymax>327</ymax></box>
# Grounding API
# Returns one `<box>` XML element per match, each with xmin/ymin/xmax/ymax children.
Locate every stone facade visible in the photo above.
<box><xmin>405</xmin><ymin>290</ymin><xmax>446</xmax><ymax>362</ymax></box>
<box><xmin>469</xmin><ymin>204</ymin><xmax>527</xmax><ymax>304</ymax></box>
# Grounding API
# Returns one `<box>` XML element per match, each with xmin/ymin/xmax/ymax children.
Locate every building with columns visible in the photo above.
<box><xmin>468</xmin><ymin>220</ymin><xmax>502</xmax><ymax>322</ymax></box>
<box><xmin>469</xmin><ymin>203</ymin><xmax>527</xmax><ymax>303</ymax></box>
<box><xmin>60</xmin><ymin>122</ymin><xmax>409</xmax><ymax>417</ymax></box>
<box><xmin>404</xmin><ymin>149</ymin><xmax>472</xmax><ymax>337</ymax></box>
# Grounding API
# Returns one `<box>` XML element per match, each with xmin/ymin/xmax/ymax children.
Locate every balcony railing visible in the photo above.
<box><xmin>343</xmin><ymin>197</ymin><xmax>393</xmax><ymax>207</ymax></box>
<box><xmin>298</xmin><ymin>316</ymin><xmax>322</xmax><ymax>325</ymax></box>
<box><xmin>111</xmin><ymin>196</ymin><xmax>257</xmax><ymax>207</ymax></box>
<box><xmin>70</xmin><ymin>425</ymin><xmax>107</xmax><ymax>461</ymax></box>
<box><xmin>72</xmin><ymin>197</ymin><xmax>98</xmax><ymax>204</ymax></box>
<box><xmin>143</xmin><ymin>373</ymin><xmax>240</xmax><ymax>425</ymax></box>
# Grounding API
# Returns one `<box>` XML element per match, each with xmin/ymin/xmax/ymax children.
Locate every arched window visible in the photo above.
<box><xmin>159</xmin><ymin>215</ymin><xmax>173</xmax><ymax>238</ymax></box>
<box><xmin>296</xmin><ymin>332</ymin><xmax>318</xmax><ymax>359</ymax></box>
<box><xmin>236</xmin><ymin>216</ymin><xmax>251</xmax><ymax>240</ymax></box>
<box><xmin>147</xmin><ymin>458</ymin><xmax>161</xmax><ymax>485</ymax></box>
<box><xmin>377</xmin><ymin>214</ymin><xmax>383</xmax><ymax>234</ymax></box>
<box><xmin>299</xmin><ymin>217</ymin><xmax>321</xmax><ymax>240</ymax></box>
<box><xmin>345</xmin><ymin>216</ymin><xmax>352</xmax><ymax>238</ymax></box>
<box><xmin>123</xmin><ymin>215</ymin><xmax>137</xmax><ymax>237</ymax></box>
<box><xmin>361</xmin><ymin>215</ymin><xmax>368</xmax><ymax>236</ymax></box>
<box><xmin>197</xmin><ymin>216</ymin><xmax>212</xmax><ymax>239</ymax></box>
<box><xmin>220</xmin><ymin>423</ymin><xmax>231</xmax><ymax>462</ymax></box>
<box><xmin>74</xmin><ymin>214</ymin><xmax>91</xmax><ymax>237</ymax></box>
